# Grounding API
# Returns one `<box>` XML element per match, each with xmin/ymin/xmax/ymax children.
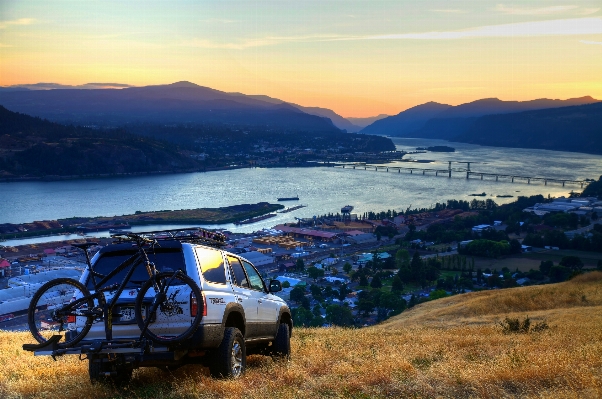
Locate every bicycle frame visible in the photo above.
<box><xmin>68</xmin><ymin>239</ymin><xmax>160</xmax><ymax>342</ymax></box>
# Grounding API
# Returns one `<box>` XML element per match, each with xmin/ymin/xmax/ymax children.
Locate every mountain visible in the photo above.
<box><xmin>0</xmin><ymin>81</ymin><xmax>341</xmax><ymax>133</ymax></box>
<box><xmin>361</xmin><ymin>96</ymin><xmax>599</xmax><ymax>139</ymax></box>
<box><xmin>229</xmin><ymin>92</ymin><xmax>362</xmax><ymax>132</ymax></box>
<box><xmin>413</xmin><ymin>96</ymin><xmax>600</xmax><ymax>139</ymax></box>
<box><xmin>0</xmin><ymin>106</ymin><xmax>200</xmax><ymax>179</ymax></box>
<box><xmin>453</xmin><ymin>102</ymin><xmax>602</xmax><ymax>154</ymax></box>
<box><xmin>346</xmin><ymin>114</ymin><xmax>389</xmax><ymax>128</ymax></box>
<box><xmin>1</xmin><ymin>82</ymin><xmax>134</xmax><ymax>90</ymax></box>
<box><xmin>360</xmin><ymin>102</ymin><xmax>451</xmax><ymax>136</ymax></box>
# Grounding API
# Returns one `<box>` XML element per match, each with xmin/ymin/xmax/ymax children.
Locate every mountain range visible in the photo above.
<box><xmin>1</xmin><ymin>81</ymin><xmax>600</xmax><ymax>154</ymax></box>
<box><xmin>361</xmin><ymin>96</ymin><xmax>599</xmax><ymax>138</ymax></box>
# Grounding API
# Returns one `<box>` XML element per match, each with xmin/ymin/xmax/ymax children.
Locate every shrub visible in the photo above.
<box><xmin>498</xmin><ymin>316</ymin><xmax>549</xmax><ymax>334</ymax></box>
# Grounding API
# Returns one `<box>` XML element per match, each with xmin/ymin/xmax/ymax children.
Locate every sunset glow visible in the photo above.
<box><xmin>1</xmin><ymin>0</ymin><xmax>601</xmax><ymax>117</ymax></box>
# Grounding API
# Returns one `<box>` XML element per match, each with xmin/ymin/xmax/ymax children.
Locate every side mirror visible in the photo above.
<box><xmin>269</xmin><ymin>280</ymin><xmax>282</xmax><ymax>293</ymax></box>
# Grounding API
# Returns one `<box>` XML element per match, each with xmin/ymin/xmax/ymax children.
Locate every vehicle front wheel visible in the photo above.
<box><xmin>271</xmin><ymin>323</ymin><xmax>290</xmax><ymax>360</ymax></box>
<box><xmin>210</xmin><ymin>327</ymin><xmax>246</xmax><ymax>379</ymax></box>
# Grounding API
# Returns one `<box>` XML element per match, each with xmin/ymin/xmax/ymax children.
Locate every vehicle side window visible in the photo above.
<box><xmin>196</xmin><ymin>247</ymin><xmax>226</xmax><ymax>285</ymax></box>
<box><xmin>242</xmin><ymin>261</ymin><xmax>265</xmax><ymax>292</ymax></box>
<box><xmin>227</xmin><ymin>256</ymin><xmax>249</xmax><ymax>288</ymax></box>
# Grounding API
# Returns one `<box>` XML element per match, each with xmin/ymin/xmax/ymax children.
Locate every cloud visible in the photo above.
<box><xmin>200</xmin><ymin>18</ymin><xmax>235</xmax><ymax>24</ymax></box>
<box><xmin>0</xmin><ymin>43</ymin><xmax>13</xmax><ymax>47</ymax></box>
<box><xmin>580</xmin><ymin>40</ymin><xmax>602</xmax><ymax>45</ymax></box>
<box><xmin>181</xmin><ymin>34</ymin><xmax>342</xmax><ymax>49</ymax></box>
<box><xmin>576</xmin><ymin>8</ymin><xmax>600</xmax><ymax>15</ymax></box>
<box><xmin>432</xmin><ymin>9</ymin><xmax>465</xmax><ymax>14</ymax></box>
<box><xmin>0</xmin><ymin>18</ymin><xmax>35</xmax><ymax>29</ymax></box>
<box><xmin>495</xmin><ymin>4</ymin><xmax>579</xmax><ymax>15</ymax></box>
<box><xmin>366</xmin><ymin>18</ymin><xmax>602</xmax><ymax>40</ymax></box>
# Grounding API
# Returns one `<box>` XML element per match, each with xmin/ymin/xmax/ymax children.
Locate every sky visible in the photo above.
<box><xmin>1</xmin><ymin>0</ymin><xmax>601</xmax><ymax>117</ymax></box>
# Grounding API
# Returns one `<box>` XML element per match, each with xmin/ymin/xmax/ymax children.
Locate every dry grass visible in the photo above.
<box><xmin>2</xmin><ymin>273</ymin><xmax>602</xmax><ymax>398</ymax></box>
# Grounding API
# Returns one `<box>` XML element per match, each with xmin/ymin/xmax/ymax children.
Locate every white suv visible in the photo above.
<box><xmin>75</xmin><ymin>239</ymin><xmax>292</xmax><ymax>384</ymax></box>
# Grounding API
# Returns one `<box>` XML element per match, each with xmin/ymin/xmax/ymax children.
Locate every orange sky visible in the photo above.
<box><xmin>1</xmin><ymin>1</ymin><xmax>601</xmax><ymax>117</ymax></box>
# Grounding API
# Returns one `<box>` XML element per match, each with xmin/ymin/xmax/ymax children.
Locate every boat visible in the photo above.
<box><xmin>277</xmin><ymin>196</ymin><xmax>299</xmax><ymax>201</ymax></box>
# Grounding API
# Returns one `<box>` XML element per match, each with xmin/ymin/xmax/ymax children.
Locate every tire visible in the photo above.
<box><xmin>89</xmin><ymin>358</ymin><xmax>133</xmax><ymax>386</ymax></box>
<box><xmin>27</xmin><ymin>278</ymin><xmax>94</xmax><ymax>348</ymax></box>
<box><xmin>135</xmin><ymin>272</ymin><xmax>203</xmax><ymax>344</ymax></box>
<box><xmin>210</xmin><ymin>327</ymin><xmax>246</xmax><ymax>379</ymax></box>
<box><xmin>272</xmin><ymin>323</ymin><xmax>291</xmax><ymax>359</ymax></box>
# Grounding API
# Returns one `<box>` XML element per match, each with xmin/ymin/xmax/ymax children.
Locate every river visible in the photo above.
<box><xmin>1</xmin><ymin>138</ymin><xmax>601</xmax><ymax>245</ymax></box>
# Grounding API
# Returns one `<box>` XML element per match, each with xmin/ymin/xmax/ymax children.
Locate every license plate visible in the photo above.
<box><xmin>119</xmin><ymin>306</ymin><xmax>145</xmax><ymax>322</ymax></box>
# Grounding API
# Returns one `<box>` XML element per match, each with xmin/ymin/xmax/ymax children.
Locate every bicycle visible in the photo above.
<box><xmin>25</xmin><ymin>231</ymin><xmax>214</xmax><ymax>351</ymax></box>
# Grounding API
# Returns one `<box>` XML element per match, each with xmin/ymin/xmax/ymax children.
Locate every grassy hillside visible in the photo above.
<box><xmin>2</xmin><ymin>273</ymin><xmax>601</xmax><ymax>398</ymax></box>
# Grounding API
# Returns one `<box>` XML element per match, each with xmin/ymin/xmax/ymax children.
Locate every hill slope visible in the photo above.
<box><xmin>454</xmin><ymin>102</ymin><xmax>602</xmax><ymax>154</ymax></box>
<box><xmin>360</xmin><ymin>101</ymin><xmax>451</xmax><ymax>136</ymax></box>
<box><xmin>2</xmin><ymin>273</ymin><xmax>601</xmax><ymax>398</ymax></box>
<box><xmin>0</xmin><ymin>81</ymin><xmax>341</xmax><ymax>133</ymax></box>
<box><xmin>0</xmin><ymin>106</ymin><xmax>200</xmax><ymax>178</ymax></box>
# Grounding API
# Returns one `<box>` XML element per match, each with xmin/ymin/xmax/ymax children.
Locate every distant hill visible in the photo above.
<box><xmin>362</xmin><ymin>96</ymin><xmax>599</xmax><ymax>139</ymax></box>
<box><xmin>346</xmin><ymin>114</ymin><xmax>389</xmax><ymax>128</ymax></box>
<box><xmin>360</xmin><ymin>102</ymin><xmax>451</xmax><ymax>136</ymax></box>
<box><xmin>415</xmin><ymin>96</ymin><xmax>600</xmax><ymax>139</ymax></box>
<box><xmin>0</xmin><ymin>81</ymin><xmax>341</xmax><ymax>133</ymax></box>
<box><xmin>229</xmin><ymin>92</ymin><xmax>362</xmax><ymax>132</ymax></box>
<box><xmin>0</xmin><ymin>106</ymin><xmax>199</xmax><ymax>179</ymax></box>
<box><xmin>454</xmin><ymin>102</ymin><xmax>602</xmax><ymax>154</ymax></box>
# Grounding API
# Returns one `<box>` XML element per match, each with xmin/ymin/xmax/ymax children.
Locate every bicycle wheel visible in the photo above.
<box><xmin>28</xmin><ymin>278</ymin><xmax>94</xmax><ymax>348</ymax></box>
<box><xmin>135</xmin><ymin>272</ymin><xmax>203</xmax><ymax>344</ymax></box>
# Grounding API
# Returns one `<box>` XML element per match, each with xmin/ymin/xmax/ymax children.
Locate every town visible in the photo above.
<box><xmin>2</xmin><ymin>193</ymin><xmax>601</xmax><ymax>329</ymax></box>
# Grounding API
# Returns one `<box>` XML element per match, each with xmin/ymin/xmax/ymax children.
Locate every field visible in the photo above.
<box><xmin>460</xmin><ymin>249</ymin><xmax>602</xmax><ymax>272</ymax></box>
<box><xmin>1</xmin><ymin>273</ymin><xmax>601</xmax><ymax>398</ymax></box>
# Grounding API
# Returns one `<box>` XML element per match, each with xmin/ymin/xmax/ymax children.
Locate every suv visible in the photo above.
<box><xmin>60</xmin><ymin>238</ymin><xmax>292</xmax><ymax>384</ymax></box>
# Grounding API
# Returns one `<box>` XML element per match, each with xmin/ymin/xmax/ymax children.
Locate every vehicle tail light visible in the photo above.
<box><xmin>190</xmin><ymin>294</ymin><xmax>198</xmax><ymax>316</ymax></box>
<box><xmin>67</xmin><ymin>314</ymin><xmax>76</xmax><ymax>323</ymax></box>
<box><xmin>191</xmin><ymin>292</ymin><xmax>207</xmax><ymax>317</ymax></box>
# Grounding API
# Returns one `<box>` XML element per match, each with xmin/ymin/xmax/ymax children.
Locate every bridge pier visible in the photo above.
<box><xmin>410</xmin><ymin>170</ymin><xmax>413</xmax><ymax>174</ymax></box>
<box><xmin>496</xmin><ymin>175</ymin><xmax>498</xmax><ymax>181</ymax></box>
<box><xmin>512</xmin><ymin>176</ymin><xmax>514</xmax><ymax>182</ymax></box>
<box><xmin>581</xmin><ymin>182</ymin><xmax>584</xmax><ymax>188</ymax></box>
<box><xmin>436</xmin><ymin>171</ymin><xmax>438</xmax><ymax>176</ymax></box>
<box><xmin>528</xmin><ymin>179</ymin><xmax>530</xmax><ymax>184</ymax></box>
<box><xmin>423</xmin><ymin>170</ymin><xmax>425</xmax><ymax>175</ymax></box>
<box><xmin>449</xmin><ymin>170</ymin><xmax>451</xmax><ymax>178</ymax></box>
<box><xmin>466</xmin><ymin>172</ymin><xmax>469</xmax><ymax>179</ymax></box>
<box><xmin>545</xmin><ymin>179</ymin><xmax>547</xmax><ymax>186</ymax></box>
<box><xmin>481</xmin><ymin>174</ymin><xmax>483</xmax><ymax>180</ymax></box>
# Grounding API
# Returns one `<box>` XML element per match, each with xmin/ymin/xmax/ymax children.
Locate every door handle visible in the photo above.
<box><xmin>258</xmin><ymin>299</ymin><xmax>262</xmax><ymax>304</ymax></box>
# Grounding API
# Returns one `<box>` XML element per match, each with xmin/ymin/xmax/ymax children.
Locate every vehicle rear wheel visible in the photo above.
<box><xmin>210</xmin><ymin>327</ymin><xmax>246</xmax><ymax>379</ymax></box>
<box><xmin>135</xmin><ymin>271</ymin><xmax>203</xmax><ymax>344</ymax></box>
<box><xmin>271</xmin><ymin>323</ymin><xmax>290</xmax><ymax>360</ymax></box>
<box><xmin>89</xmin><ymin>358</ymin><xmax>133</xmax><ymax>386</ymax></box>
<box><xmin>27</xmin><ymin>278</ymin><xmax>94</xmax><ymax>348</ymax></box>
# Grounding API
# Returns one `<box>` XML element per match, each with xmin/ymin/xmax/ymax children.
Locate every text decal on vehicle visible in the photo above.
<box><xmin>208</xmin><ymin>297</ymin><xmax>226</xmax><ymax>305</ymax></box>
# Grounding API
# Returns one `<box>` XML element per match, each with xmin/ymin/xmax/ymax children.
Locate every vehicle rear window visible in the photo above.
<box><xmin>196</xmin><ymin>247</ymin><xmax>226</xmax><ymax>284</ymax></box>
<box><xmin>87</xmin><ymin>248</ymin><xmax>186</xmax><ymax>289</ymax></box>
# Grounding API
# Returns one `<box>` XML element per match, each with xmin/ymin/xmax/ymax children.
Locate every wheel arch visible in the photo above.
<box><xmin>221</xmin><ymin>303</ymin><xmax>246</xmax><ymax>337</ymax></box>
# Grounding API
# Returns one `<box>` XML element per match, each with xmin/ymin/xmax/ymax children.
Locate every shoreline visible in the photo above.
<box><xmin>0</xmin><ymin>203</ymin><xmax>284</xmax><ymax>241</ymax></box>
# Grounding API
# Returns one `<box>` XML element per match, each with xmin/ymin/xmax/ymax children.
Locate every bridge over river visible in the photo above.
<box><xmin>335</xmin><ymin>162</ymin><xmax>587</xmax><ymax>188</ymax></box>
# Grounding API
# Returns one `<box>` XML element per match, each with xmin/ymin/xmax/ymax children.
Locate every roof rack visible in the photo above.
<box><xmin>111</xmin><ymin>227</ymin><xmax>227</xmax><ymax>248</ymax></box>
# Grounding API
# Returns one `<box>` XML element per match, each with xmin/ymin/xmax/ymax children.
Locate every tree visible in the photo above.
<box><xmin>290</xmin><ymin>286</ymin><xmax>306</xmax><ymax>302</ymax></box>
<box><xmin>307</xmin><ymin>266</ymin><xmax>325</xmax><ymax>281</ymax></box>
<box><xmin>292</xmin><ymin>307</ymin><xmax>315</xmax><ymax>327</ymax></box>
<box><xmin>338</xmin><ymin>283</ymin><xmax>351</xmax><ymax>301</ymax></box>
<box><xmin>359</xmin><ymin>274</ymin><xmax>369</xmax><ymax>287</ymax></box>
<box><xmin>331</xmin><ymin>267</ymin><xmax>339</xmax><ymax>275</ymax></box>
<box><xmin>281</xmin><ymin>280</ymin><xmax>291</xmax><ymax>289</ymax></box>
<box><xmin>391</xmin><ymin>275</ymin><xmax>404</xmax><ymax>292</ymax></box>
<box><xmin>296</xmin><ymin>258</ymin><xmax>305</xmax><ymax>271</ymax></box>
<box><xmin>559</xmin><ymin>255</ymin><xmax>584</xmax><ymax>271</ymax></box>
<box><xmin>357</xmin><ymin>298</ymin><xmax>375</xmax><ymax>316</ymax></box>
<box><xmin>539</xmin><ymin>260</ymin><xmax>554</xmax><ymax>275</ymax></box>
<box><xmin>370</xmin><ymin>275</ymin><xmax>383</xmax><ymax>289</ymax></box>
<box><xmin>549</xmin><ymin>265</ymin><xmax>572</xmax><ymax>283</ymax></box>
<box><xmin>410</xmin><ymin>251</ymin><xmax>424</xmax><ymax>282</ymax></box>
<box><xmin>429</xmin><ymin>289</ymin><xmax>448</xmax><ymax>300</ymax></box>
<box><xmin>395</xmin><ymin>249</ymin><xmax>411</xmax><ymax>270</ymax></box>
<box><xmin>343</xmin><ymin>262</ymin><xmax>352</xmax><ymax>274</ymax></box>
<box><xmin>325</xmin><ymin>305</ymin><xmax>354</xmax><ymax>326</ymax></box>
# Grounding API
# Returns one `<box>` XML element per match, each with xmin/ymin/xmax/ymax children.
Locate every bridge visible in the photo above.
<box><xmin>335</xmin><ymin>162</ymin><xmax>587</xmax><ymax>188</ymax></box>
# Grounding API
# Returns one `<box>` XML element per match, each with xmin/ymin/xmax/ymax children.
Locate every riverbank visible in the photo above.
<box><xmin>0</xmin><ymin>202</ymin><xmax>284</xmax><ymax>240</ymax></box>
